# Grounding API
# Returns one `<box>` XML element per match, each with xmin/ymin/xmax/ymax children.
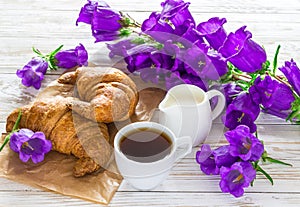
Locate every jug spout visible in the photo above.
<box><xmin>158</xmin><ymin>92</ymin><xmax>176</xmax><ymax>110</ymax></box>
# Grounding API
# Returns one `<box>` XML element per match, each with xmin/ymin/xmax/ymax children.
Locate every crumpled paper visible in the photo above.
<box><xmin>0</xmin><ymin>69</ymin><xmax>166</xmax><ymax>205</ymax></box>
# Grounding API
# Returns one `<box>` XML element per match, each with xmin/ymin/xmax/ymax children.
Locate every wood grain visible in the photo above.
<box><xmin>0</xmin><ymin>0</ymin><xmax>300</xmax><ymax>206</ymax></box>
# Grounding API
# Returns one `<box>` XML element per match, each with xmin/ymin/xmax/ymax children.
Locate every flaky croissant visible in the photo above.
<box><xmin>60</xmin><ymin>67</ymin><xmax>138</xmax><ymax>123</ymax></box>
<box><xmin>6</xmin><ymin>67</ymin><xmax>139</xmax><ymax>177</ymax></box>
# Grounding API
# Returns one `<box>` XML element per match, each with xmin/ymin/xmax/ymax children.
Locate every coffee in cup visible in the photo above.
<box><xmin>114</xmin><ymin>121</ymin><xmax>192</xmax><ymax>190</ymax></box>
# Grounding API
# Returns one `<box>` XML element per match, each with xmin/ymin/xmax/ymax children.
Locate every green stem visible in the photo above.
<box><xmin>256</xmin><ymin>164</ymin><xmax>274</xmax><ymax>185</ymax></box>
<box><xmin>0</xmin><ymin>110</ymin><xmax>22</xmax><ymax>152</ymax></box>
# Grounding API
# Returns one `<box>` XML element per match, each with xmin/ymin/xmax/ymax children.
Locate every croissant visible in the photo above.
<box><xmin>63</xmin><ymin>67</ymin><xmax>138</xmax><ymax>123</ymax></box>
<box><xmin>6</xmin><ymin>67</ymin><xmax>139</xmax><ymax>177</ymax></box>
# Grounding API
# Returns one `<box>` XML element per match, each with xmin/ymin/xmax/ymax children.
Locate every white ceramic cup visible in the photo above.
<box><xmin>158</xmin><ymin>84</ymin><xmax>226</xmax><ymax>147</ymax></box>
<box><xmin>114</xmin><ymin>121</ymin><xmax>192</xmax><ymax>190</ymax></box>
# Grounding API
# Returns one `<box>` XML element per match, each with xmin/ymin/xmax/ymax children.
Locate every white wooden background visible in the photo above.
<box><xmin>0</xmin><ymin>0</ymin><xmax>300</xmax><ymax>206</ymax></box>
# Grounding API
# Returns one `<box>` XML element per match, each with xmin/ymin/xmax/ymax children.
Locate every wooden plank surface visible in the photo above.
<box><xmin>0</xmin><ymin>0</ymin><xmax>300</xmax><ymax>206</ymax></box>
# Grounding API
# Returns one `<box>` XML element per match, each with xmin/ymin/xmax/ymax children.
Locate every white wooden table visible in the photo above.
<box><xmin>0</xmin><ymin>0</ymin><xmax>300</xmax><ymax>206</ymax></box>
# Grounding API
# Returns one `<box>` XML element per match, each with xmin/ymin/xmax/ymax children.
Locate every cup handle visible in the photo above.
<box><xmin>174</xmin><ymin>136</ymin><xmax>192</xmax><ymax>163</ymax></box>
<box><xmin>206</xmin><ymin>89</ymin><xmax>226</xmax><ymax>120</ymax></box>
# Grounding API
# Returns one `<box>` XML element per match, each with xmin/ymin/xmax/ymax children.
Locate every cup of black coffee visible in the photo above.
<box><xmin>114</xmin><ymin>121</ymin><xmax>192</xmax><ymax>190</ymax></box>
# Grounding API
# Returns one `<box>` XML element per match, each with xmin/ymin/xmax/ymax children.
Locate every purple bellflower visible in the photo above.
<box><xmin>222</xmin><ymin>92</ymin><xmax>260</xmax><ymax>133</ymax></box>
<box><xmin>279</xmin><ymin>59</ymin><xmax>300</xmax><ymax>96</ymax></box>
<box><xmin>16</xmin><ymin>57</ymin><xmax>47</xmax><ymax>90</ymax></box>
<box><xmin>219</xmin><ymin>161</ymin><xmax>256</xmax><ymax>197</ymax></box>
<box><xmin>196</xmin><ymin>144</ymin><xmax>219</xmax><ymax>175</ymax></box>
<box><xmin>91</xmin><ymin>7</ymin><xmax>122</xmax><ymax>42</ymax></box>
<box><xmin>213</xmin><ymin>145</ymin><xmax>238</xmax><ymax>168</ymax></box>
<box><xmin>225</xmin><ymin>125</ymin><xmax>264</xmax><ymax>162</ymax></box>
<box><xmin>77</xmin><ymin>0</ymin><xmax>124</xmax><ymax>42</ymax></box>
<box><xmin>183</xmin><ymin>43</ymin><xmax>227</xmax><ymax>81</ymax></box>
<box><xmin>141</xmin><ymin>12</ymin><xmax>174</xmax><ymax>43</ymax></box>
<box><xmin>9</xmin><ymin>129</ymin><xmax>52</xmax><ymax>164</ymax></box>
<box><xmin>123</xmin><ymin>44</ymin><xmax>157</xmax><ymax>73</ymax></box>
<box><xmin>160</xmin><ymin>0</ymin><xmax>195</xmax><ymax>27</ymax></box>
<box><xmin>76</xmin><ymin>0</ymin><xmax>109</xmax><ymax>25</ymax></box>
<box><xmin>54</xmin><ymin>43</ymin><xmax>88</xmax><ymax>69</ymax></box>
<box><xmin>249</xmin><ymin>76</ymin><xmax>295</xmax><ymax>116</ymax></box>
<box><xmin>197</xmin><ymin>17</ymin><xmax>227</xmax><ymax>51</ymax></box>
<box><xmin>173</xmin><ymin>19</ymin><xmax>203</xmax><ymax>47</ymax></box>
<box><xmin>219</xmin><ymin>26</ymin><xmax>267</xmax><ymax>73</ymax></box>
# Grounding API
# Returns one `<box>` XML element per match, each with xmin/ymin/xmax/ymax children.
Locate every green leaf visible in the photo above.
<box><xmin>256</xmin><ymin>164</ymin><xmax>274</xmax><ymax>185</ymax></box>
<box><xmin>32</xmin><ymin>47</ymin><xmax>44</xmax><ymax>57</ymax></box>
<box><xmin>265</xmin><ymin>157</ymin><xmax>293</xmax><ymax>167</ymax></box>
<box><xmin>49</xmin><ymin>45</ymin><xmax>64</xmax><ymax>57</ymax></box>
<box><xmin>272</xmin><ymin>45</ymin><xmax>281</xmax><ymax>75</ymax></box>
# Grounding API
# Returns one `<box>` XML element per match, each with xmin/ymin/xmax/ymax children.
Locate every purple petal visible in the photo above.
<box><xmin>19</xmin><ymin>152</ymin><xmax>31</xmax><ymax>162</ymax></box>
<box><xmin>31</xmin><ymin>154</ymin><xmax>46</xmax><ymax>164</ymax></box>
<box><xmin>92</xmin><ymin>7</ymin><xmax>121</xmax><ymax>31</ymax></box>
<box><xmin>75</xmin><ymin>44</ymin><xmax>89</xmax><ymax>66</ymax></box>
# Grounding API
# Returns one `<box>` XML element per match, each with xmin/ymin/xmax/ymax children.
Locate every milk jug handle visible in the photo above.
<box><xmin>206</xmin><ymin>89</ymin><xmax>226</xmax><ymax>120</ymax></box>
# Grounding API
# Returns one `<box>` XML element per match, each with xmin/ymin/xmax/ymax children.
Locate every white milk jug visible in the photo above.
<box><xmin>158</xmin><ymin>84</ymin><xmax>225</xmax><ymax>146</ymax></box>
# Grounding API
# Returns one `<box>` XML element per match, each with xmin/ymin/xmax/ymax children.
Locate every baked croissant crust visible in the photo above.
<box><xmin>62</xmin><ymin>67</ymin><xmax>138</xmax><ymax>123</ymax></box>
<box><xmin>6</xmin><ymin>67</ymin><xmax>139</xmax><ymax>177</ymax></box>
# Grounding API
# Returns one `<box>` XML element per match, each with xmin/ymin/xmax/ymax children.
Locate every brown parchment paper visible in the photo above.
<box><xmin>0</xmin><ymin>70</ymin><xmax>166</xmax><ymax>205</ymax></box>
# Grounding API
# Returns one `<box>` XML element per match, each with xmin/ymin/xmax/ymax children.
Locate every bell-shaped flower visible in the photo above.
<box><xmin>124</xmin><ymin>44</ymin><xmax>157</xmax><ymax>73</ymax></box>
<box><xmin>219</xmin><ymin>161</ymin><xmax>256</xmax><ymax>197</ymax></box>
<box><xmin>141</xmin><ymin>12</ymin><xmax>174</xmax><ymax>43</ymax></box>
<box><xmin>91</xmin><ymin>7</ymin><xmax>122</xmax><ymax>42</ymax></box>
<box><xmin>196</xmin><ymin>144</ymin><xmax>219</xmax><ymax>175</ymax></box>
<box><xmin>279</xmin><ymin>59</ymin><xmax>300</xmax><ymax>96</ymax></box>
<box><xmin>160</xmin><ymin>0</ymin><xmax>195</xmax><ymax>27</ymax></box>
<box><xmin>16</xmin><ymin>57</ymin><xmax>47</xmax><ymax>90</ymax></box>
<box><xmin>183</xmin><ymin>43</ymin><xmax>227</xmax><ymax>81</ymax></box>
<box><xmin>218</xmin><ymin>26</ymin><xmax>267</xmax><ymax>73</ymax></box>
<box><xmin>77</xmin><ymin>0</ymin><xmax>124</xmax><ymax>42</ymax></box>
<box><xmin>197</xmin><ymin>17</ymin><xmax>227</xmax><ymax>51</ymax></box>
<box><xmin>225</xmin><ymin>125</ymin><xmax>264</xmax><ymax>162</ymax></box>
<box><xmin>213</xmin><ymin>145</ymin><xmax>238</xmax><ymax>168</ymax></box>
<box><xmin>54</xmin><ymin>43</ymin><xmax>88</xmax><ymax>69</ymax></box>
<box><xmin>249</xmin><ymin>76</ymin><xmax>295</xmax><ymax>112</ymax></box>
<box><xmin>9</xmin><ymin>129</ymin><xmax>52</xmax><ymax>164</ymax></box>
<box><xmin>174</xmin><ymin>19</ymin><xmax>203</xmax><ymax>47</ymax></box>
<box><xmin>222</xmin><ymin>92</ymin><xmax>260</xmax><ymax>133</ymax></box>
<box><xmin>76</xmin><ymin>0</ymin><xmax>109</xmax><ymax>25</ymax></box>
